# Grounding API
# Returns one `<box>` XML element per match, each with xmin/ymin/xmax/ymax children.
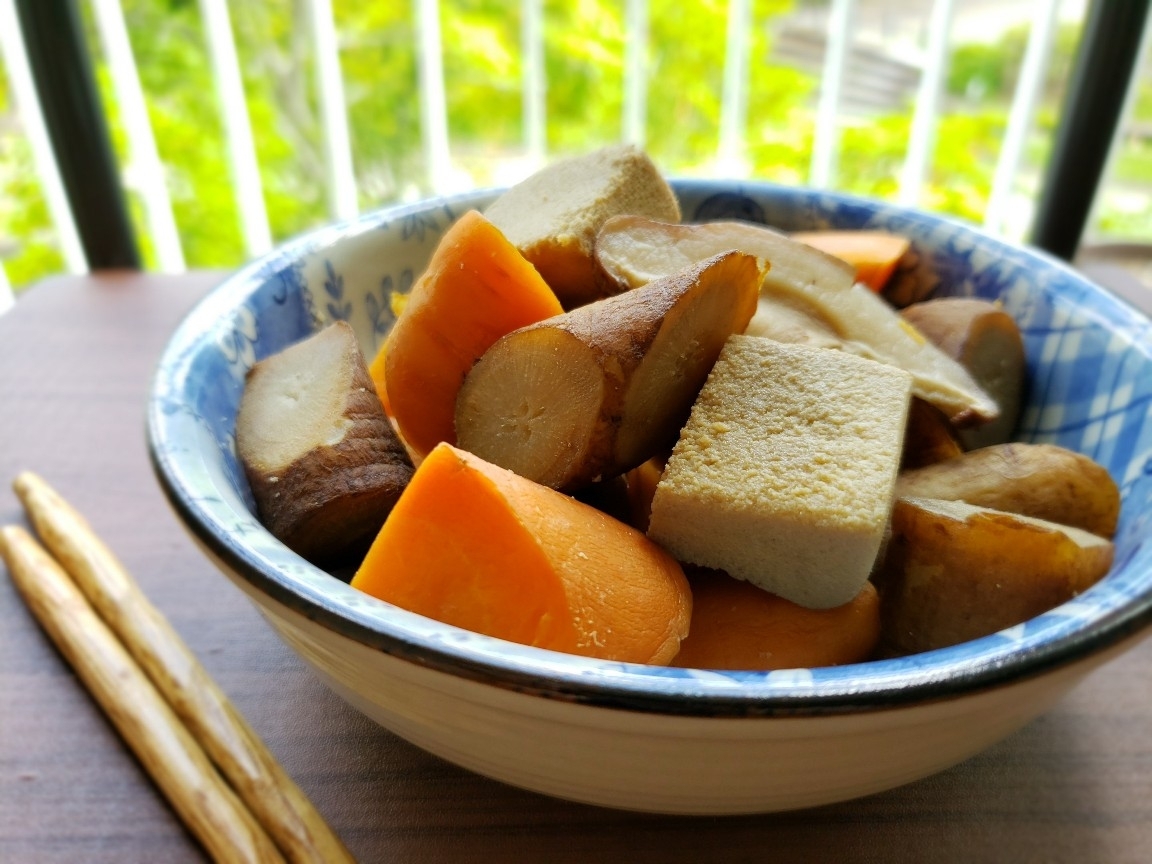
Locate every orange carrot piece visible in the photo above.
<box><xmin>351</xmin><ymin>443</ymin><xmax>692</xmax><ymax>665</ymax></box>
<box><xmin>672</xmin><ymin>569</ymin><xmax>880</xmax><ymax>670</ymax></box>
<box><xmin>367</xmin><ymin>347</ymin><xmax>392</xmax><ymax>418</ymax></box>
<box><xmin>371</xmin><ymin>211</ymin><xmax>563</xmax><ymax>456</ymax></box>
<box><xmin>790</xmin><ymin>230</ymin><xmax>911</xmax><ymax>293</ymax></box>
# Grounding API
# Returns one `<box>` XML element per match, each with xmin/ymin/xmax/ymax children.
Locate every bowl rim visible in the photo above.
<box><xmin>148</xmin><ymin>179</ymin><xmax>1152</xmax><ymax>719</ymax></box>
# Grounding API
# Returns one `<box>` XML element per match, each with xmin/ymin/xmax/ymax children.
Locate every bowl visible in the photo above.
<box><xmin>148</xmin><ymin>180</ymin><xmax>1152</xmax><ymax>815</ymax></box>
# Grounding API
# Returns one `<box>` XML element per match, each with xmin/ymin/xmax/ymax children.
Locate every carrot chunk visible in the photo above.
<box><xmin>790</xmin><ymin>230</ymin><xmax>911</xmax><ymax>292</ymax></box>
<box><xmin>351</xmin><ymin>443</ymin><xmax>692</xmax><ymax>665</ymax></box>
<box><xmin>672</xmin><ymin>569</ymin><xmax>880</xmax><ymax>670</ymax></box>
<box><xmin>372</xmin><ymin>211</ymin><xmax>563</xmax><ymax>457</ymax></box>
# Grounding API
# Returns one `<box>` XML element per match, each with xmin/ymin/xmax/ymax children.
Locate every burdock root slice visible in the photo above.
<box><xmin>455</xmin><ymin>250</ymin><xmax>763</xmax><ymax>492</ymax></box>
<box><xmin>235</xmin><ymin>321</ymin><xmax>415</xmax><ymax>564</ymax></box>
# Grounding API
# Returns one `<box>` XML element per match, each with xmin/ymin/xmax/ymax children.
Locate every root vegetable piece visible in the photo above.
<box><xmin>789</xmin><ymin>230</ymin><xmax>911</xmax><ymax>292</ymax></box>
<box><xmin>597</xmin><ymin>214</ymin><xmax>855</xmax><ymax>304</ymax></box>
<box><xmin>881</xmin><ymin>245</ymin><xmax>937</xmax><ymax>308</ymax></box>
<box><xmin>673</xmin><ymin>569</ymin><xmax>881</xmax><ymax>670</ymax></box>
<box><xmin>484</xmin><ymin>144</ymin><xmax>681</xmax><ymax>309</ymax></box>
<box><xmin>896</xmin><ymin>442</ymin><xmax>1121</xmax><ymax>538</ymax></box>
<box><xmin>236</xmin><ymin>321</ymin><xmax>415</xmax><ymax>563</ymax></box>
<box><xmin>375</xmin><ymin>210</ymin><xmax>563</xmax><ymax>457</ymax></box>
<box><xmin>594</xmin><ymin>215</ymin><xmax>999</xmax><ymax>427</ymax></box>
<box><xmin>350</xmin><ymin>443</ymin><xmax>692</xmax><ymax>664</ymax></box>
<box><xmin>900</xmin><ymin>297</ymin><xmax>1026</xmax><ymax>449</ymax></box>
<box><xmin>744</xmin><ymin>292</ymin><xmax>843</xmax><ymax>348</ymax></box>
<box><xmin>647</xmin><ymin>336</ymin><xmax>913</xmax><ymax>610</ymax></box>
<box><xmin>455</xmin><ymin>250</ymin><xmax>763</xmax><ymax>491</ymax></box>
<box><xmin>876</xmin><ymin>496</ymin><xmax>1114</xmax><ymax>654</ymax></box>
<box><xmin>901</xmin><ymin>397</ymin><xmax>964</xmax><ymax>471</ymax></box>
<box><xmin>624</xmin><ymin>454</ymin><xmax>667</xmax><ymax>533</ymax></box>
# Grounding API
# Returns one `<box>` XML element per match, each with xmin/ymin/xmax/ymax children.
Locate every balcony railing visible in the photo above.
<box><xmin>1</xmin><ymin>0</ymin><xmax>1150</xmax><ymax>307</ymax></box>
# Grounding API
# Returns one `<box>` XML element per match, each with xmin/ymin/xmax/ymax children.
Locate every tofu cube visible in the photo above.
<box><xmin>647</xmin><ymin>336</ymin><xmax>912</xmax><ymax>609</ymax></box>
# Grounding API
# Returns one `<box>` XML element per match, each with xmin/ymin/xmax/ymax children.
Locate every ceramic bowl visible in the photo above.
<box><xmin>148</xmin><ymin>180</ymin><xmax>1152</xmax><ymax>815</ymax></box>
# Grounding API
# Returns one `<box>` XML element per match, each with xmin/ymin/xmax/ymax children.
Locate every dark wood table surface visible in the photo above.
<box><xmin>3</xmin><ymin>271</ymin><xmax>1152</xmax><ymax>863</ymax></box>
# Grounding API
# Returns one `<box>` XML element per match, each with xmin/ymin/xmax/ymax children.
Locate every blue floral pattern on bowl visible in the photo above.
<box><xmin>148</xmin><ymin>180</ymin><xmax>1152</xmax><ymax>715</ymax></box>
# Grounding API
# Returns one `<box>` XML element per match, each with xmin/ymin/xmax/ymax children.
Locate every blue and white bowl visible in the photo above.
<box><xmin>148</xmin><ymin>180</ymin><xmax>1152</xmax><ymax>814</ymax></box>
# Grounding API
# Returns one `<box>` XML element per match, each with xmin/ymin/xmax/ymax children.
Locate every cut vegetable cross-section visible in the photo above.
<box><xmin>455</xmin><ymin>250</ymin><xmax>763</xmax><ymax>491</ymax></box>
<box><xmin>351</xmin><ymin>443</ymin><xmax>692</xmax><ymax>665</ymax></box>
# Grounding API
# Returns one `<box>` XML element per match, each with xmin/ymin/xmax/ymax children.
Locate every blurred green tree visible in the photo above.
<box><xmin>6</xmin><ymin>1</ymin><xmax>1149</xmax><ymax>294</ymax></box>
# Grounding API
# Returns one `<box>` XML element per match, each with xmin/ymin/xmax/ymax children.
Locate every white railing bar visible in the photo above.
<box><xmin>0</xmin><ymin>1</ymin><xmax>87</xmax><ymax>274</ymax></box>
<box><xmin>522</xmin><ymin>0</ymin><xmax>546</xmax><ymax>167</ymax></box>
<box><xmin>717</xmin><ymin>0</ymin><xmax>751</xmax><ymax>176</ymax></box>
<box><xmin>198</xmin><ymin>0</ymin><xmax>272</xmax><ymax>257</ymax></box>
<box><xmin>809</xmin><ymin>0</ymin><xmax>856</xmax><ymax>189</ymax></box>
<box><xmin>308</xmin><ymin>0</ymin><xmax>358</xmax><ymax>222</ymax></box>
<box><xmin>0</xmin><ymin>260</ymin><xmax>14</xmax><ymax>314</ymax></box>
<box><xmin>1084</xmin><ymin>7</ymin><xmax>1152</xmax><ymax>243</ymax></box>
<box><xmin>983</xmin><ymin>0</ymin><xmax>1059</xmax><ymax>236</ymax></box>
<box><xmin>415</xmin><ymin>0</ymin><xmax>451</xmax><ymax>193</ymax></box>
<box><xmin>897</xmin><ymin>0</ymin><xmax>956</xmax><ymax>208</ymax></box>
<box><xmin>90</xmin><ymin>0</ymin><xmax>186</xmax><ymax>271</ymax></box>
<box><xmin>623</xmin><ymin>0</ymin><xmax>648</xmax><ymax>147</ymax></box>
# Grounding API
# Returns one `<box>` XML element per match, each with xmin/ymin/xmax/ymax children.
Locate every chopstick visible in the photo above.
<box><xmin>0</xmin><ymin>525</ymin><xmax>285</xmax><ymax>864</ymax></box>
<box><xmin>5</xmin><ymin>472</ymin><xmax>356</xmax><ymax>864</ymax></box>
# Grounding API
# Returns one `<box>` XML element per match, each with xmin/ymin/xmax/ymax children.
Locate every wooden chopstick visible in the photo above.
<box><xmin>0</xmin><ymin>525</ymin><xmax>286</xmax><ymax>864</ymax></box>
<box><xmin>10</xmin><ymin>472</ymin><xmax>356</xmax><ymax>864</ymax></box>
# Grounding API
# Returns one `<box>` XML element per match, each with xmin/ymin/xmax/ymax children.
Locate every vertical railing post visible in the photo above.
<box><xmin>1031</xmin><ymin>0</ymin><xmax>1152</xmax><ymax>260</ymax></box>
<box><xmin>0</xmin><ymin>0</ymin><xmax>87</xmax><ymax>275</ymax></box>
<box><xmin>415</xmin><ymin>0</ymin><xmax>452</xmax><ymax>193</ymax></box>
<box><xmin>522</xmin><ymin>0</ymin><xmax>546</xmax><ymax>169</ymax></box>
<box><xmin>0</xmin><ymin>263</ymin><xmax>14</xmax><ymax>314</ymax></box>
<box><xmin>718</xmin><ymin>0</ymin><xmax>751</xmax><ymax>176</ymax></box>
<box><xmin>809</xmin><ymin>0</ymin><xmax>855</xmax><ymax>189</ymax></box>
<box><xmin>90</xmin><ymin>0</ymin><xmax>186</xmax><ymax>271</ymax></box>
<box><xmin>897</xmin><ymin>0</ymin><xmax>955</xmax><ymax>208</ymax></box>
<box><xmin>14</xmin><ymin>0</ymin><xmax>140</xmax><ymax>269</ymax></box>
<box><xmin>198</xmin><ymin>0</ymin><xmax>273</xmax><ymax>258</ymax></box>
<box><xmin>623</xmin><ymin>0</ymin><xmax>648</xmax><ymax>148</ymax></box>
<box><xmin>983</xmin><ymin>0</ymin><xmax>1059</xmax><ymax>237</ymax></box>
<box><xmin>307</xmin><ymin>0</ymin><xmax>359</xmax><ymax>222</ymax></box>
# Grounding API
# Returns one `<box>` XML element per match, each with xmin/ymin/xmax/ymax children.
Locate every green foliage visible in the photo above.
<box><xmin>0</xmin><ymin>65</ymin><xmax>67</xmax><ymax>290</ymax></box>
<box><xmin>11</xmin><ymin>2</ymin><xmax>1150</xmax><ymax>290</ymax></box>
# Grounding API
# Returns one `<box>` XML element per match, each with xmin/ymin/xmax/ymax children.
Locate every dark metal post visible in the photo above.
<box><xmin>1030</xmin><ymin>0</ymin><xmax>1150</xmax><ymax>261</ymax></box>
<box><xmin>15</xmin><ymin>0</ymin><xmax>141</xmax><ymax>269</ymax></box>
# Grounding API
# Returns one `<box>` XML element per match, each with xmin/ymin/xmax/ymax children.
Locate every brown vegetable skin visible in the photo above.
<box><xmin>901</xmin><ymin>298</ymin><xmax>1026</xmax><ymax>449</ymax></box>
<box><xmin>455</xmin><ymin>250</ymin><xmax>763</xmax><ymax>491</ymax></box>
<box><xmin>594</xmin><ymin>215</ymin><xmax>999</xmax><ymax>427</ymax></box>
<box><xmin>875</xmin><ymin>496</ymin><xmax>1114</xmax><ymax>654</ymax></box>
<box><xmin>896</xmin><ymin>442</ymin><xmax>1121</xmax><ymax>538</ymax></box>
<box><xmin>236</xmin><ymin>321</ymin><xmax>415</xmax><ymax>563</ymax></box>
<box><xmin>484</xmin><ymin>144</ymin><xmax>681</xmax><ymax>309</ymax></box>
<box><xmin>880</xmin><ymin>245</ymin><xmax>938</xmax><ymax>308</ymax></box>
<box><xmin>901</xmin><ymin>397</ymin><xmax>964</xmax><ymax>471</ymax></box>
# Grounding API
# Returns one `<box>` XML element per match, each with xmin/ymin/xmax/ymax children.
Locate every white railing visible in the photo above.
<box><xmin>199</xmin><ymin>0</ymin><xmax>273</xmax><ymax>258</ymax></box>
<box><xmin>0</xmin><ymin>0</ymin><xmax>1149</xmax><ymax>300</ymax></box>
<box><xmin>0</xmin><ymin>0</ymin><xmax>88</xmax><ymax>289</ymax></box>
<box><xmin>0</xmin><ymin>259</ymin><xmax>13</xmax><ymax>314</ymax></box>
<box><xmin>982</xmin><ymin>0</ymin><xmax>1060</xmax><ymax>236</ymax></box>
<box><xmin>91</xmin><ymin>0</ymin><xmax>185</xmax><ymax>271</ymax></box>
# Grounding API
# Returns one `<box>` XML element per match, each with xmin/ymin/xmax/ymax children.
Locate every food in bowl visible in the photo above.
<box><xmin>231</xmin><ymin>146</ymin><xmax>1118</xmax><ymax>670</ymax></box>
<box><xmin>148</xmin><ymin>162</ymin><xmax>1152</xmax><ymax>814</ymax></box>
<box><xmin>234</xmin><ymin>320</ymin><xmax>414</xmax><ymax>564</ymax></box>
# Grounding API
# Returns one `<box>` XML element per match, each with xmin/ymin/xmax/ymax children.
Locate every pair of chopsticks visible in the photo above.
<box><xmin>0</xmin><ymin>473</ymin><xmax>356</xmax><ymax>864</ymax></box>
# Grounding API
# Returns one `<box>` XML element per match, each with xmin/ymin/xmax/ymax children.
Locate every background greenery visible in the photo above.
<box><xmin>2</xmin><ymin>0</ymin><xmax>1150</xmax><ymax>291</ymax></box>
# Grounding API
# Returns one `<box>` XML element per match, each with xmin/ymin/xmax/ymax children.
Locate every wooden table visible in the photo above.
<box><xmin>3</xmin><ymin>271</ymin><xmax>1152</xmax><ymax>863</ymax></box>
